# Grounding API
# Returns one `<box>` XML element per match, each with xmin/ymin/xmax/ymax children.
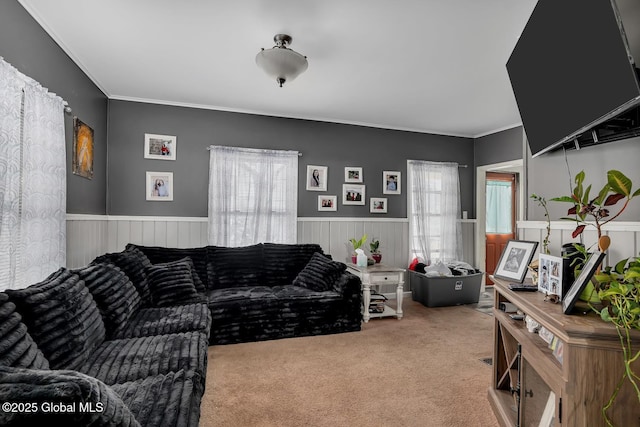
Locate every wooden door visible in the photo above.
<box><xmin>485</xmin><ymin>172</ymin><xmax>516</xmax><ymax>285</ymax></box>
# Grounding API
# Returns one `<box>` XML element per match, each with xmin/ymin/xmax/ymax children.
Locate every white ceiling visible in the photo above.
<box><xmin>19</xmin><ymin>0</ymin><xmax>537</xmax><ymax>138</ymax></box>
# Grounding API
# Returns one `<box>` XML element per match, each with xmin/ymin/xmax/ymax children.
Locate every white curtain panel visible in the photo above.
<box><xmin>408</xmin><ymin>160</ymin><xmax>462</xmax><ymax>264</ymax></box>
<box><xmin>0</xmin><ymin>58</ymin><xmax>66</xmax><ymax>290</ymax></box>
<box><xmin>208</xmin><ymin>145</ymin><xmax>298</xmax><ymax>247</ymax></box>
<box><xmin>486</xmin><ymin>180</ymin><xmax>512</xmax><ymax>234</ymax></box>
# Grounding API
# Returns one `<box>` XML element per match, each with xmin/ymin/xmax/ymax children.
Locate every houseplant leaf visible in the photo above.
<box><xmin>607</xmin><ymin>170</ymin><xmax>632</xmax><ymax>197</ymax></box>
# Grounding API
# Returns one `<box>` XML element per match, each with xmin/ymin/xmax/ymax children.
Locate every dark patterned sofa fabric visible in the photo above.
<box><xmin>130</xmin><ymin>242</ymin><xmax>362</xmax><ymax>345</ymax></box>
<box><xmin>0</xmin><ymin>293</ymin><xmax>49</xmax><ymax>369</ymax></box>
<box><xmin>113</xmin><ymin>303</ymin><xmax>212</xmax><ymax>340</ymax></box>
<box><xmin>92</xmin><ymin>248</ymin><xmax>154</xmax><ymax>307</ymax></box>
<box><xmin>146</xmin><ymin>261</ymin><xmax>205</xmax><ymax>307</ymax></box>
<box><xmin>0</xmin><ymin>365</ymin><xmax>140</xmax><ymax>427</ymax></box>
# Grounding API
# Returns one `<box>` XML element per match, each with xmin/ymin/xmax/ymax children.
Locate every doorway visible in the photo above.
<box><xmin>485</xmin><ymin>172</ymin><xmax>517</xmax><ymax>285</ymax></box>
<box><xmin>475</xmin><ymin>160</ymin><xmax>524</xmax><ymax>292</ymax></box>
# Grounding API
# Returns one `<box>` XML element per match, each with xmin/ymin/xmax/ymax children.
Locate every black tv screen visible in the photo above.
<box><xmin>507</xmin><ymin>0</ymin><xmax>640</xmax><ymax>157</ymax></box>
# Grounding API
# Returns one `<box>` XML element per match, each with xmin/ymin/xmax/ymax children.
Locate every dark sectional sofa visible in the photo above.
<box><xmin>0</xmin><ymin>242</ymin><xmax>361</xmax><ymax>426</ymax></box>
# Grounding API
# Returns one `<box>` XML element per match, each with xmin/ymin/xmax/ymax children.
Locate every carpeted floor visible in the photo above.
<box><xmin>201</xmin><ymin>298</ymin><xmax>498</xmax><ymax>427</ymax></box>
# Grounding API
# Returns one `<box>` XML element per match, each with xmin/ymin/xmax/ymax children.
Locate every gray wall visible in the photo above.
<box><xmin>527</xmin><ymin>136</ymin><xmax>640</xmax><ymax>221</ymax></box>
<box><xmin>0</xmin><ymin>0</ymin><xmax>108</xmax><ymax>215</ymax></box>
<box><xmin>107</xmin><ymin>100</ymin><xmax>475</xmax><ymax>218</ymax></box>
<box><xmin>474</xmin><ymin>126</ymin><xmax>524</xmax><ymax>167</ymax></box>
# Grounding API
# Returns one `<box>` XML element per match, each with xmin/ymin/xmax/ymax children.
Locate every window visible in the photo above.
<box><xmin>207</xmin><ymin>146</ymin><xmax>298</xmax><ymax>246</ymax></box>
<box><xmin>408</xmin><ymin>160</ymin><xmax>462</xmax><ymax>264</ymax></box>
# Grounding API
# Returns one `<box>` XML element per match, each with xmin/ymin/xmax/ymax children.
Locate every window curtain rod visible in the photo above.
<box><xmin>205</xmin><ymin>146</ymin><xmax>302</xmax><ymax>156</ymax></box>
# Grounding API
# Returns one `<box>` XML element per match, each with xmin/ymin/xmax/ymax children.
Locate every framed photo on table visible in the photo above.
<box><xmin>494</xmin><ymin>240</ymin><xmax>538</xmax><ymax>283</ymax></box>
<box><xmin>563</xmin><ymin>251</ymin><xmax>606</xmax><ymax>314</ymax></box>
<box><xmin>538</xmin><ymin>253</ymin><xmax>563</xmax><ymax>298</ymax></box>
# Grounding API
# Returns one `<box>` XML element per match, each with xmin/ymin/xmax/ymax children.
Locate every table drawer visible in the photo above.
<box><xmin>370</xmin><ymin>273</ymin><xmax>401</xmax><ymax>284</ymax></box>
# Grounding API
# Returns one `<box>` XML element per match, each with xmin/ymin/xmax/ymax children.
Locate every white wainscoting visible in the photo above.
<box><xmin>67</xmin><ymin>215</ymin><xmax>477</xmax><ymax>293</ymax></box>
<box><xmin>517</xmin><ymin>220</ymin><xmax>640</xmax><ymax>266</ymax></box>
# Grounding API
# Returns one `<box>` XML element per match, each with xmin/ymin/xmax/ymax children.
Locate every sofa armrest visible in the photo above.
<box><xmin>0</xmin><ymin>365</ymin><xmax>140</xmax><ymax>426</ymax></box>
<box><xmin>332</xmin><ymin>272</ymin><xmax>361</xmax><ymax>298</ymax></box>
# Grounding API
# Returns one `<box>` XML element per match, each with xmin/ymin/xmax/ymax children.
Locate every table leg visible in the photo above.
<box><xmin>363</xmin><ymin>282</ymin><xmax>371</xmax><ymax>323</ymax></box>
<box><xmin>396</xmin><ymin>275</ymin><xmax>404</xmax><ymax>319</ymax></box>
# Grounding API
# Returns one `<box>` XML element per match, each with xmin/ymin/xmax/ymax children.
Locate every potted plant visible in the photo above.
<box><xmin>528</xmin><ymin>193</ymin><xmax>551</xmax><ymax>283</ymax></box>
<box><xmin>349</xmin><ymin>234</ymin><xmax>367</xmax><ymax>264</ymax></box>
<box><xmin>370</xmin><ymin>239</ymin><xmax>382</xmax><ymax>263</ymax></box>
<box><xmin>593</xmin><ymin>256</ymin><xmax>640</xmax><ymax>426</ymax></box>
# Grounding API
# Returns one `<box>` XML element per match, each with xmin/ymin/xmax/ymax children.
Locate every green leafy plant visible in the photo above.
<box><xmin>531</xmin><ymin>193</ymin><xmax>551</xmax><ymax>254</ymax></box>
<box><xmin>551</xmin><ymin>170</ymin><xmax>640</xmax><ymax>240</ymax></box>
<box><xmin>369</xmin><ymin>239</ymin><xmax>380</xmax><ymax>254</ymax></box>
<box><xmin>593</xmin><ymin>256</ymin><xmax>640</xmax><ymax>426</ymax></box>
<box><xmin>349</xmin><ymin>234</ymin><xmax>367</xmax><ymax>253</ymax></box>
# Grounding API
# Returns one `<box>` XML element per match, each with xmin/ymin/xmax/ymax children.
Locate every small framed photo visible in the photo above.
<box><xmin>318</xmin><ymin>195</ymin><xmax>337</xmax><ymax>212</ymax></box>
<box><xmin>306</xmin><ymin>165</ymin><xmax>328</xmax><ymax>191</ymax></box>
<box><xmin>342</xmin><ymin>184</ymin><xmax>365</xmax><ymax>205</ymax></box>
<box><xmin>72</xmin><ymin>117</ymin><xmax>94</xmax><ymax>180</ymax></box>
<box><xmin>370</xmin><ymin>197</ymin><xmax>388</xmax><ymax>213</ymax></box>
<box><xmin>344</xmin><ymin>167</ymin><xmax>363</xmax><ymax>183</ymax></box>
<box><xmin>538</xmin><ymin>253</ymin><xmax>563</xmax><ymax>298</ymax></box>
<box><xmin>146</xmin><ymin>171</ymin><xmax>173</xmax><ymax>201</ymax></box>
<box><xmin>494</xmin><ymin>240</ymin><xmax>539</xmax><ymax>283</ymax></box>
<box><xmin>563</xmin><ymin>251</ymin><xmax>606</xmax><ymax>314</ymax></box>
<box><xmin>144</xmin><ymin>133</ymin><xmax>177</xmax><ymax>160</ymax></box>
<box><xmin>383</xmin><ymin>171</ymin><xmax>401</xmax><ymax>194</ymax></box>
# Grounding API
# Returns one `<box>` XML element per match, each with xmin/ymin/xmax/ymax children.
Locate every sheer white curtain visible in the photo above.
<box><xmin>408</xmin><ymin>160</ymin><xmax>462</xmax><ymax>264</ymax></box>
<box><xmin>0</xmin><ymin>58</ymin><xmax>66</xmax><ymax>290</ymax></box>
<box><xmin>208</xmin><ymin>145</ymin><xmax>298</xmax><ymax>247</ymax></box>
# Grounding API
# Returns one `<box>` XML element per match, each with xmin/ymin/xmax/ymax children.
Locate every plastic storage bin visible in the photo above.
<box><xmin>410</xmin><ymin>270</ymin><xmax>483</xmax><ymax>307</ymax></box>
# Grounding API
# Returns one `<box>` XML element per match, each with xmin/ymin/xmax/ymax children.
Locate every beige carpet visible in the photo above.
<box><xmin>201</xmin><ymin>300</ymin><xmax>498</xmax><ymax>427</ymax></box>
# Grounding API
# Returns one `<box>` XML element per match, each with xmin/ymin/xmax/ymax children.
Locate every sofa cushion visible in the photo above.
<box><xmin>112</xmin><ymin>303</ymin><xmax>211</xmax><ymax>340</ymax></box>
<box><xmin>262</xmin><ymin>243</ymin><xmax>325</xmax><ymax>287</ymax></box>
<box><xmin>126</xmin><ymin>244</ymin><xmax>209</xmax><ymax>290</ymax></box>
<box><xmin>92</xmin><ymin>248</ymin><xmax>154</xmax><ymax>306</ymax></box>
<box><xmin>206</xmin><ymin>244</ymin><xmax>264</xmax><ymax>289</ymax></box>
<box><xmin>153</xmin><ymin>257</ymin><xmax>206</xmax><ymax>294</ymax></box>
<box><xmin>6</xmin><ymin>269</ymin><xmax>106</xmax><ymax>371</ymax></box>
<box><xmin>75</xmin><ymin>263</ymin><xmax>142</xmax><ymax>339</ymax></box>
<box><xmin>0</xmin><ymin>293</ymin><xmax>49</xmax><ymax>369</ymax></box>
<box><xmin>111</xmin><ymin>369</ymin><xmax>203</xmax><ymax>427</ymax></box>
<box><xmin>0</xmin><ymin>365</ymin><xmax>140</xmax><ymax>427</ymax></box>
<box><xmin>80</xmin><ymin>331</ymin><xmax>209</xmax><ymax>385</ymax></box>
<box><xmin>292</xmin><ymin>253</ymin><xmax>347</xmax><ymax>292</ymax></box>
<box><xmin>146</xmin><ymin>261</ymin><xmax>205</xmax><ymax>307</ymax></box>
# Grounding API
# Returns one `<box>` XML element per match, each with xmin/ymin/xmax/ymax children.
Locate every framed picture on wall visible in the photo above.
<box><xmin>342</xmin><ymin>184</ymin><xmax>365</xmax><ymax>205</ymax></box>
<box><xmin>344</xmin><ymin>167</ymin><xmax>363</xmax><ymax>183</ymax></box>
<box><xmin>144</xmin><ymin>133</ymin><xmax>177</xmax><ymax>160</ymax></box>
<box><xmin>383</xmin><ymin>171</ymin><xmax>401</xmax><ymax>194</ymax></box>
<box><xmin>72</xmin><ymin>117</ymin><xmax>94</xmax><ymax>180</ymax></box>
<box><xmin>318</xmin><ymin>195</ymin><xmax>337</xmax><ymax>211</ymax></box>
<box><xmin>146</xmin><ymin>171</ymin><xmax>174</xmax><ymax>201</ymax></box>
<box><xmin>370</xmin><ymin>197</ymin><xmax>388</xmax><ymax>213</ymax></box>
<box><xmin>306</xmin><ymin>165</ymin><xmax>328</xmax><ymax>191</ymax></box>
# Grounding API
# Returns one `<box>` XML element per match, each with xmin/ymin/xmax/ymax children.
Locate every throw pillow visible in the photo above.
<box><xmin>293</xmin><ymin>252</ymin><xmax>346</xmax><ymax>292</ymax></box>
<box><xmin>0</xmin><ymin>293</ymin><xmax>49</xmax><ymax>369</ymax></box>
<box><xmin>154</xmin><ymin>257</ymin><xmax>206</xmax><ymax>294</ymax></box>
<box><xmin>75</xmin><ymin>263</ymin><xmax>142</xmax><ymax>339</ymax></box>
<box><xmin>146</xmin><ymin>261</ymin><xmax>204</xmax><ymax>307</ymax></box>
<box><xmin>5</xmin><ymin>269</ymin><xmax>106</xmax><ymax>371</ymax></box>
<box><xmin>91</xmin><ymin>248</ymin><xmax>154</xmax><ymax>306</ymax></box>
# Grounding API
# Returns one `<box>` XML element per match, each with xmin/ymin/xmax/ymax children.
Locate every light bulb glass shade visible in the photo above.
<box><xmin>256</xmin><ymin>47</ymin><xmax>308</xmax><ymax>85</ymax></box>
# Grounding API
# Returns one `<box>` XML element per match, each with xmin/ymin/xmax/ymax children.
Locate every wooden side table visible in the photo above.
<box><xmin>346</xmin><ymin>263</ymin><xmax>405</xmax><ymax>322</ymax></box>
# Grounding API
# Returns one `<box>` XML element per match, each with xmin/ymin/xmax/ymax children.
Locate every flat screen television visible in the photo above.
<box><xmin>507</xmin><ymin>0</ymin><xmax>640</xmax><ymax>157</ymax></box>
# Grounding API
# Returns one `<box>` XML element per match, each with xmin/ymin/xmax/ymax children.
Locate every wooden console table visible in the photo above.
<box><xmin>489</xmin><ymin>276</ymin><xmax>640</xmax><ymax>426</ymax></box>
<box><xmin>346</xmin><ymin>263</ymin><xmax>405</xmax><ymax>323</ymax></box>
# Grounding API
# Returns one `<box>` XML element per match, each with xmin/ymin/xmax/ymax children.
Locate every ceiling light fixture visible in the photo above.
<box><xmin>256</xmin><ymin>34</ymin><xmax>308</xmax><ymax>87</ymax></box>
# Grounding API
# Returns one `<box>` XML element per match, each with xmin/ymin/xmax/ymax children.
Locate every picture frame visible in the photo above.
<box><xmin>317</xmin><ymin>195</ymin><xmax>337</xmax><ymax>212</ymax></box>
<box><xmin>344</xmin><ymin>167</ymin><xmax>363</xmax><ymax>183</ymax></box>
<box><xmin>146</xmin><ymin>171</ymin><xmax>174</xmax><ymax>201</ymax></box>
<box><xmin>342</xmin><ymin>184</ymin><xmax>365</xmax><ymax>205</ymax></box>
<box><xmin>494</xmin><ymin>240</ymin><xmax>539</xmax><ymax>283</ymax></box>
<box><xmin>383</xmin><ymin>171</ymin><xmax>401</xmax><ymax>194</ymax></box>
<box><xmin>563</xmin><ymin>251</ymin><xmax>606</xmax><ymax>314</ymax></box>
<box><xmin>72</xmin><ymin>117</ymin><xmax>94</xmax><ymax>179</ymax></box>
<box><xmin>144</xmin><ymin>133</ymin><xmax>177</xmax><ymax>160</ymax></box>
<box><xmin>370</xmin><ymin>197</ymin><xmax>388</xmax><ymax>213</ymax></box>
<box><xmin>306</xmin><ymin>165</ymin><xmax>328</xmax><ymax>191</ymax></box>
<box><xmin>538</xmin><ymin>253</ymin><xmax>563</xmax><ymax>298</ymax></box>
